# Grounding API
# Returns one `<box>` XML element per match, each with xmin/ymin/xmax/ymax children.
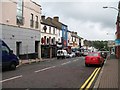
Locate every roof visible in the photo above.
<box><xmin>41</xmin><ymin>17</ymin><xmax>56</xmax><ymax>28</ymax></box>
<box><xmin>30</xmin><ymin>0</ymin><xmax>41</xmax><ymax>7</ymax></box>
<box><xmin>52</xmin><ymin>19</ymin><xmax>62</xmax><ymax>30</ymax></box>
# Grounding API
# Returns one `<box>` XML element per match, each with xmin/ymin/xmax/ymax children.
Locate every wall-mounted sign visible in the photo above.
<box><xmin>108</xmin><ymin>40</ymin><xmax>115</xmax><ymax>47</ymax></box>
<box><xmin>115</xmin><ymin>39</ymin><xmax>120</xmax><ymax>46</ymax></box>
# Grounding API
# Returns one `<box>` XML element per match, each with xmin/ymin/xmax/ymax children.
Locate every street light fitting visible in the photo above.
<box><xmin>103</xmin><ymin>6</ymin><xmax>119</xmax><ymax>12</ymax></box>
<box><xmin>103</xmin><ymin>6</ymin><xmax>108</xmax><ymax>8</ymax></box>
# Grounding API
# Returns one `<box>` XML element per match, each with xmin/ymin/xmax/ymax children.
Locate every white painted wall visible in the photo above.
<box><xmin>1</xmin><ymin>24</ymin><xmax>40</xmax><ymax>55</ymax></box>
<box><xmin>41</xmin><ymin>24</ymin><xmax>61</xmax><ymax>43</ymax></box>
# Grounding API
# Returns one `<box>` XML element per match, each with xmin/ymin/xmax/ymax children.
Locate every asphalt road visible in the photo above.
<box><xmin>2</xmin><ymin>57</ymin><xmax>97</xmax><ymax>89</ymax></box>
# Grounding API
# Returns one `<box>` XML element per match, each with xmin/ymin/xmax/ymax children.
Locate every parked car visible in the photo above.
<box><xmin>83</xmin><ymin>50</ymin><xmax>89</xmax><ymax>56</ymax></box>
<box><xmin>1</xmin><ymin>40</ymin><xmax>19</xmax><ymax>70</ymax></box>
<box><xmin>75</xmin><ymin>51</ymin><xmax>80</xmax><ymax>57</ymax></box>
<box><xmin>69</xmin><ymin>52</ymin><xmax>76</xmax><ymax>58</ymax></box>
<box><xmin>100</xmin><ymin>51</ymin><xmax>109</xmax><ymax>59</ymax></box>
<box><xmin>57</xmin><ymin>50</ymin><xmax>68</xmax><ymax>59</ymax></box>
<box><xmin>85</xmin><ymin>52</ymin><xmax>104</xmax><ymax>67</ymax></box>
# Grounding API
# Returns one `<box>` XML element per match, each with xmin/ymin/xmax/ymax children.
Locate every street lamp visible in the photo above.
<box><xmin>103</xmin><ymin>6</ymin><xmax>119</xmax><ymax>12</ymax></box>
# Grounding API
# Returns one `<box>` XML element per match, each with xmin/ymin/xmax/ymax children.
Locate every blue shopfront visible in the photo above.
<box><xmin>115</xmin><ymin>39</ymin><xmax>120</xmax><ymax>46</ymax></box>
<box><xmin>62</xmin><ymin>24</ymin><xmax>68</xmax><ymax>49</ymax></box>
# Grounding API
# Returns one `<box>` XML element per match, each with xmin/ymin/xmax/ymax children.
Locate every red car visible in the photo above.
<box><xmin>85</xmin><ymin>52</ymin><xmax>104</xmax><ymax>67</ymax></box>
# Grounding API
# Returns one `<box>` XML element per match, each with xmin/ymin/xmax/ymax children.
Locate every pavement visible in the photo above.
<box><xmin>94</xmin><ymin>54</ymin><xmax>119</xmax><ymax>89</ymax></box>
<box><xmin>18</xmin><ymin>58</ymin><xmax>56</xmax><ymax>67</ymax></box>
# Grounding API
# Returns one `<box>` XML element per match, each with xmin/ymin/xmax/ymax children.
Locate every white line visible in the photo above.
<box><xmin>73</xmin><ymin>59</ymin><xmax>79</xmax><ymax>62</ymax></box>
<box><xmin>61</xmin><ymin>61</ymin><xmax>71</xmax><ymax>65</ymax></box>
<box><xmin>73</xmin><ymin>60</ymin><xmax>77</xmax><ymax>62</ymax></box>
<box><xmin>0</xmin><ymin>75</ymin><xmax>22</xmax><ymax>83</ymax></box>
<box><xmin>35</xmin><ymin>66</ymin><xmax>56</xmax><ymax>73</ymax></box>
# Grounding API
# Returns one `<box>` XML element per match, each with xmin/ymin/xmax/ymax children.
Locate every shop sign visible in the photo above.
<box><xmin>115</xmin><ymin>39</ymin><xmax>120</xmax><ymax>46</ymax></box>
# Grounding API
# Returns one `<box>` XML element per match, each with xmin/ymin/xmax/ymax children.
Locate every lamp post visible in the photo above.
<box><xmin>103</xmin><ymin>6</ymin><xmax>119</xmax><ymax>12</ymax></box>
<box><xmin>103</xmin><ymin>2</ymin><xmax>120</xmax><ymax>59</ymax></box>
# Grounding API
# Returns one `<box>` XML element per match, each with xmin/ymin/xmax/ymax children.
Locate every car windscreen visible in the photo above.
<box><xmin>88</xmin><ymin>53</ymin><xmax>98</xmax><ymax>56</ymax></box>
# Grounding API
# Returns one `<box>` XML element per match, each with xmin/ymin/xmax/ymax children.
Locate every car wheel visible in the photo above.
<box><xmin>100</xmin><ymin>63</ymin><xmax>103</xmax><ymax>67</ymax></box>
<box><xmin>10</xmin><ymin>62</ymin><xmax>16</xmax><ymax>70</ymax></box>
<box><xmin>85</xmin><ymin>63</ymin><xmax>89</xmax><ymax>67</ymax></box>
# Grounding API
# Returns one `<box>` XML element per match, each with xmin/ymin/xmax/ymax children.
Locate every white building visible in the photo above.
<box><xmin>41</xmin><ymin>16</ymin><xmax>61</xmax><ymax>58</ymax></box>
<box><xmin>0</xmin><ymin>0</ymin><xmax>42</xmax><ymax>59</ymax></box>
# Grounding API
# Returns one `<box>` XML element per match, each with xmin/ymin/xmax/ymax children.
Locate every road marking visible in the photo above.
<box><xmin>80</xmin><ymin>67</ymin><xmax>101</xmax><ymax>90</ymax></box>
<box><xmin>73</xmin><ymin>59</ymin><xmax>79</xmax><ymax>62</ymax></box>
<box><xmin>35</xmin><ymin>66</ymin><xmax>56</xmax><ymax>73</ymax></box>
<box><xmin>0</xmin><ymin>75</ymin><xmax>22</xmax><ymax>83</ymax></box>
<box><xmin>86</xmin><ymin>68</ymin><xmax>101</xmax><ymax>89</ymax></box>
<box><xmin>61</xmin><ymin>61</ymin><xmax>71</xmax><ymax>65</ymax></box>
<box><xmin>80</xmin><ymin>68</ymin><xmax>98</xmax><ymax>89</ymax></box>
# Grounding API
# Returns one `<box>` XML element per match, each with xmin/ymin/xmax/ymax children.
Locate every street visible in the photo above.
<box><xmin>2</xmin><ymin>57</ymin><xmax>98</xmax><ymax>89</ymax></box>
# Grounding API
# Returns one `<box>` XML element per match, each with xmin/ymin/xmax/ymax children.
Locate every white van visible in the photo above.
<box><xmin>57</xmin><ymin>50</ymin><xmax>68</xmax><ymax>59</ymax></box>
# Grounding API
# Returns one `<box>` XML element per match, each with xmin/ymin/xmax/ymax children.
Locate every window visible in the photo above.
<box><xmin>72</xmin><ymin>37</ymin><xmax>73</xmax><ymax>42</ymax></box>
<box><xmin>47</xmin><ymin>38</ymin><xmax>49</xmax><ymax>44</ymax></box>
<box><xmin>75</xmin><ymin>38</ymin><xmax>76</xmax><ymax>42</ymax></box>
<box><xmin>88</xmin><ymin>53</ymin><xmax>98</xmax><ymax>56</ymax></box>
<box><xmin>2</xmin><ymin>46</ymin><xmax>9</xmax><ymax>54</ymax></box>
<box><xmin>49</xmin><ymin>26</ymin><xmax>51</xmax><ymax>33</ymax></box>
<box><xmin>53</xmin><ymin>28</ymin><xmax>55</xmax><ymax>34</ymax></box>
<box><xmin>30</xmin><ymin>13</ymin><xmax>34</xmax><ymax>27</ymax></box>
<box><xmin>16</xmin><ymin>0</ymin><xmax>24</xmax><ymax>25</ymax></box>
<box><xmin>53</xmin><ymin>37</ymin><xmax>55</xmax><ymax>44</ymax></box>
<box><xmin>44</xmin><ymin>36</ymin><xmax>46</xmax><ymax>44</ymax></box>
<box><xmin>43</xmin><ymin>26</ymin><xmax>47</xmax><ymax>33</ymax></box>
<box><xmin>52</xmin><ymin>38</ymin><xmax>54</xmax><ymax>44</ymax></box>
<box><xmin>35</xmin><ymin>15</ymin><xmax>39</xmax><ymax>28</ymax></box>
<box><xmin>49</xmin><ymin>37</ymin><xmax>51</xmax><ymax>44</ymax></box>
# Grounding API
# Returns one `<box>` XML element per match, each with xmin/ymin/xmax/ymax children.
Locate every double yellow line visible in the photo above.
<box><xmin>80</xmin><ymin>68</ymin><xmax>101</xmax><ymax>90</ymax></box>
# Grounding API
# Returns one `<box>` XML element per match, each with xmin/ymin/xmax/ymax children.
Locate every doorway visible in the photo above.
<box><xmin>16</xmin><ymin>42</ymin><xmax>22</xmax><ymax>57</ymax></box>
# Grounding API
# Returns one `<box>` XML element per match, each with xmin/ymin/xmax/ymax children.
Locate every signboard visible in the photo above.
<box><xmin>64</xmin><ymin>40</ymin><xmax>67</xmax><ymax>46</ymax></box>
<box><xmin>108</xmin><ymin>40</ymin><xmax>115</xmax><ymax>47</ymax></box>
<box><xmin>115</xmin><ymin>39</ymin><xmax>120</xmax><ymax>46</ymax></box>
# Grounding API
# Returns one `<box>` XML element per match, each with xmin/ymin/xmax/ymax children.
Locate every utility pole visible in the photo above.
<box><xmin>116</xmin><ymin>1</ymin><xmax>120</xmax><ymax>59</ymax></box>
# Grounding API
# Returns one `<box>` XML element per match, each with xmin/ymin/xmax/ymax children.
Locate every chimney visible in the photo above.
<box><xmin>75</xmin><ymin>32</ymin><xmax>77</xmax><ymax>35</ymax></box>
<box><xmin>41</xmin><ymin>15</ymin><xmax>45</xmax><ymax>20</ymax></box>
<box><xmin>53</xmin><ymin>16</ymin><xmax>59</xmax><ymax>22</ymax></box>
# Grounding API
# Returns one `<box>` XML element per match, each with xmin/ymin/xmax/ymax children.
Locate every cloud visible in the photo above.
<box><xmin>63</xmin><ymin>18</ymin><xmax>115</xmax><ymax>40</ymax></box>
<box><xmin>40</xmin><ymin>1</ymin><xmax>118</xmax><ymax>40</ymax></box>
<box><xmin>40</xmin><ymin>0</ymin><xmax>119</xmax><ymax>2</ymax></box>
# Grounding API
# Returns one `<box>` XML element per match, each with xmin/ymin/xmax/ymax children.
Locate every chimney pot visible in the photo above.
<box><xmin>41</xmin><ymin>15</ymin><xmax>45</xmax><ymax>20</ymax></box>
<box><xmin>53</xmin><ymin>16</ymin><xmax>59</xmax><ymax>22</ymax></box>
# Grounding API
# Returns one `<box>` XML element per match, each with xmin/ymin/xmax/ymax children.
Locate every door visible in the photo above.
<box><xmin>16</xmin><ymin>42</ymin><xmax>22</xmax><ymax>57</ymax></box>
<box><xmin>35</xmin><ymin>41</ymin><xmax>40</xmax><ymax>58</ymax></box>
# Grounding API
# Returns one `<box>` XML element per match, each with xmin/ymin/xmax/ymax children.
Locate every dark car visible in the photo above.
<box><xmin>1</xmin><ymin>40</ymin><xmax>19</xmax><ymax>70</ymax></box>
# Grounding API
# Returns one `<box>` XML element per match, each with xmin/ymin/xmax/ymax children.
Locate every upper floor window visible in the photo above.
<box><xmin>43</xmin><ymin>25</ymin><xmax>47</xmax><ymax>33</ymax></box>
<box><xmin>53</xmin><ymin>28</ymin><xmax>55</xmax><ymax>34</ymax></box>
<box><xmin>17</xmin><ymin>0</ymin><xmax>24</xmax><ymax>25</ymax></box>
<box><xmin>72</xmin><ymin>37</ymin><xmax>73</xmax><ymax>42</ymax></box>
<box><xmin>49</xmin><ymin>26</ymin><xmax>51</xmax><ymax>33</ymax></box>
<box><xmin>30</xmin><ymin>13</ymin><xmax>34</xmax><ymax>27</ymax></box>
<box><xmin>75</xmin><ymin>38</ymin><xmax>76</xmax><ymax>42</ymax></box>
<box><xmin>35</xmin><ymin>15</ymin><xmax>39</xmax><ymax>28</ymax></box>
<box><xmin>59</xmin><ymin>30</ymin><xmax>60</xmax><ymax>36</ymax></box>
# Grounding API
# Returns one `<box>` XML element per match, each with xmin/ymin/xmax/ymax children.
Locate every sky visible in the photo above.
<box><xmin>35</xmin><ymin>0</ymin><xmax>119</xmax><ymax>41</ymax></box>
